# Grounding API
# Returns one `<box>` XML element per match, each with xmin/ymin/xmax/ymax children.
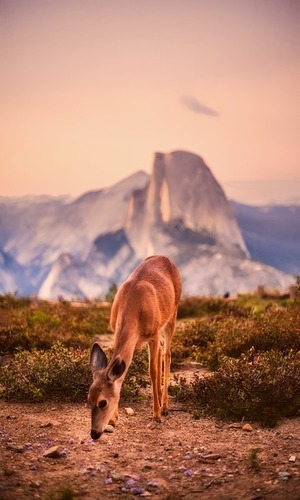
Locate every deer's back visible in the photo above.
<box><xmin>110</xmin><ymin>256</ymin><xmax>181</xmax><ymax>334</ymax></box>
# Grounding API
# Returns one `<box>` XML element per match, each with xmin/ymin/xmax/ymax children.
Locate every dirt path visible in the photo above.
<box><xmin>0</xmin><ymin>395</ymin><xmax>299</xmax><ymax>499</ymax></box>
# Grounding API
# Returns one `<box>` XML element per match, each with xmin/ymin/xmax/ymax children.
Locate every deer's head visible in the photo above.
<box><xmin>88</xmin><ymin>342</ymin><xmax>126</xmax><ymax>440</ymax></box>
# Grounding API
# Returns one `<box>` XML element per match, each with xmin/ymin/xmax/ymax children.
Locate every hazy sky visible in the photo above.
<box><xmin>1</xmin><ymin>0</ymin><xmax>299</xmax><ymax>203</ymax></box>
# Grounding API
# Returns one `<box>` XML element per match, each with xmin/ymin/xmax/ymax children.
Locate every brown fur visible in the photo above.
<box><xmin>87</xmin><ymin>255</ymin><xmax>182</xmax><ymax>439</ymax></box>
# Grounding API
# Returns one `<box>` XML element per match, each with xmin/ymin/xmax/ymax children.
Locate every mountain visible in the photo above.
<box><xmin>36</xmin><ymin>151</ymin><xmax>293</xmax><ymax>299</ymax></box>
<box><xmin>232</xmin><ymin>202</ymin><xmax>300</xmax><ymax>275</ymax></box>
<box><xmin>0</xmin><ymin>171</ymin><xmax>148</xmax><ymax>295</ymax></box>
<box><xmin>0</xmin><ymin>151</ymin><xmax>295</xmax><ymax>298</ymax></box>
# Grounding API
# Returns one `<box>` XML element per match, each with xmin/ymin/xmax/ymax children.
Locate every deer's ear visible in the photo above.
<box><xmin>90</xmin><ymin>343</ymin><xmax>108</xmax><ymax>374</ymax></box>
<box><xmin>107</xmin><ymin>356</ymin><xmax>126</xmax><ymax>382</ymax></box>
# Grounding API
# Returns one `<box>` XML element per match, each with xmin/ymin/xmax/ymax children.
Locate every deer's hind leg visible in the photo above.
<box><xmin>149</xmin><ymin>336</ymin><xmax>162</xmax><ymax>422</ymax></box>
<box><xmin>161</xmin><ymin>313</ymin><xmax>176</xmax><ymax>416</ymax></box>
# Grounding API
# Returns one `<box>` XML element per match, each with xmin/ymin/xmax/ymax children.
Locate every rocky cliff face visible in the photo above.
<box><xmin>126</xmin><ymin>151</ymin><xmax>249</xmax><ymax>259</ymax></box>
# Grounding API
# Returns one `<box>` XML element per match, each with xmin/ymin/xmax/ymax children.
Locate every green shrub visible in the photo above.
<box><xmin>172</xmin><ymin>350</ymin><xmax>300</xmax><ymax>426</ymax></box>
<box><xmin>0</xmin><ymin>343</ymin><xmax>91</xmax><ymax>402</ymax></box>
<box><xmin>0</xmin><ymin>298</ymin><xmax>111</xmax><ymax>354</ymax></box>
<box><xmin>177</xmin><ymin>296</ymin><xmax>249</xmax><ymax>319</ymax></box>
<box><xmin>172</xmin><ymin>318</ymin><xmax>217</xmax><ymax>366</ymax></box>
<box><xmin>173</xmin><ymin>303</ymin><xmax>300</xmax><ymax>370</ymax></box>
<box><xmin>212</xmin><ymin>305</ymin><xmax>300</xmax><ymax>362</ymax></box>
<box><xmin>0</xmin><ymin>344</ymin><xmax>149</xmax><ymax>403</ymax></box>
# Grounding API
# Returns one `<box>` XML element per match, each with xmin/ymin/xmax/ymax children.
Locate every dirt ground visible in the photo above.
<box><xmin>0</xmin><ymin>383</ymin><xmax>299</xmax><ymax>500</ymax></box>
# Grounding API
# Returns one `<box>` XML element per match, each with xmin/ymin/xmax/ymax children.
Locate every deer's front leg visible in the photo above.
<box><xmin>149</xmin><ymin>339</ymin><xmax>161</xmax><ymax>422</ymax></box>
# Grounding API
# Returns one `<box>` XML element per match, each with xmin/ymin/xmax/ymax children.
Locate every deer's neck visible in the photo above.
<box><xmin>112</xmin><ymin>327</ymin><xmax>139</xmax><ymax>371</ymax></box>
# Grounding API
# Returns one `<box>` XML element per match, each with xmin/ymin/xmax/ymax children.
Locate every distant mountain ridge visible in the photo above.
<box><xmin>0</xmin><ymin>151</ymin><xmax>296</xmax><ymax>298</ymax></box>
<box><xmin>231</xmin><ymin>202</ymin><xmax>300</xmax><ymax>275</ymax></box>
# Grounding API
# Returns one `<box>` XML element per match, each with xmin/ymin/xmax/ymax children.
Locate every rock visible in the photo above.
<box><xmin>289</xmin><ymin>455</ymin><xmax>296</xmax><ymax>463</ymax></box>
<box><xmin>110</xmin><ymin>471</ymin><xmax>125</xmax><ymax>482</ymax></box>
<box><xmin>278</xmin><ymin>471</ymin><xmax>291</xmax><ymax>481</ymax></box>
<box><xmin>199</xmin><ymin>453</ymin><xmax>221</xmax><ymax>463</ymax></box>
<box><xmin>125</xmin><ymin>407</ymin><xmax>135</xmax><ymax>416</ymax></box>
<box><xmin>242</xmin><ymin>424</ymin><xmax>253</xmax><ymax>432</ymax></box>
<box><xmin>104</xmin><ymin>425</ymin><xmax>115</xmax><ymax>433</ymax></box>
<box><xmin>40</xmin><ymin>422</ymin><xmax>53</xmax><ymax>428</ymax></box>
<box><xmin>43</xmin><ymin>445</ymin><xmax>62</xmax><ymax>458</ymax></box>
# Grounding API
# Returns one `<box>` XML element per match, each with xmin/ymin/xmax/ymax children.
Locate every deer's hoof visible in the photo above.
<box><xmin>162</xmin><ymin>408</ymin><xmax>169</xmax><ymax>416</ymax></box>
<box><xmin>153</xmin><ymin>415</ymin><xmax>162</xmax><ymax>423</ymax></box>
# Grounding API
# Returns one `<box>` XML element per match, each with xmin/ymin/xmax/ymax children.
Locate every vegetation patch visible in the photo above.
<box><xmin>0</xmin><ymin>295</ymin><xmax>111</xmax><ymax>354</ymax></box>
<box><xmin>0</xmin><ymin>343</ymin><xmax>149</xmax><ymax>403</ymax></box>
<box><xmin>171</xmin><ymin>350</ymin><xmax>300</xmax><ymax>426</ymax></box>
<box><xmin>0</xmin><ymin>292</ymin><xmax>299</xmax><ymax>428</ymax></box>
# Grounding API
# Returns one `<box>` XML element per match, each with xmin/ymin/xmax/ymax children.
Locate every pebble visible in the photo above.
<box><xmin>125</xmin><ymin>407</ymin><xmax>135</xmax><ymax>416</ymax></box>
<box><xmin>42</xmin><ymin>445</ymin><xmax>62</xmax><ymax>458</ymax></box>
<box><xmin>278</xmin><ymin>471</ymin><xmax>291</xmax><ymax>481</ymax></box>
<box><xmin>104</xmin><ymin>425</ymin><xmax>115</xmax><ymax>433</ymax></box>
<box><xmin>110</xmin><ymin>471</ymin><xmax>125</xmax><ymax>482</ymax></box>
<box><xmin>242</xmin><ymin>423</ymin><xmax>253</xmax><ymax>432</ymax></box>
<box><xmin>288</xmin><ymin>455</ymin><xmax>296</xmax><ymax>463</ymax></box>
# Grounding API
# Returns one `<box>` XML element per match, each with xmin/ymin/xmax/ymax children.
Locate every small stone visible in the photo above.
<box><xmin>110</xmin><ymin>471</ymin><xmax>125</xmax><ymax>482</ymax></box>
<box><xmin>289</xmin><ymin>455</ymin><xmax>296</xmax><ymax>463</ymax></box>
<box><xmin>202</xmin><ymin>453</ymin><xmax>221</xmax><ymax>460</ymax></box>
<box><xmin>43</xmin><ymin>445</ymin><xmax>62</xmax><ymax>458</ymax></box>
<box><xmin>40</xmin><ymin>422</ymin><xmax>53</xmax><ymax>428</ymax></box>
<box><xmin>30</xmin><ymin>481</ymin><xmax>41</xmax><ymax>489</ymax></box>
<box><xmin>125</xmin><ymin>407</ymin><xmax>135</xmax><ymax>416</ymax></box>
<box><xmin>104</xmin><ymin>425</ymin><xmax>115</xmax><ymax>433</ymax></box>
<box><xmin>278</xmin><ymin>471</ymin><xmax>291</xmax><ymax>481</ymax></box>
<box><xmin>242</xmin><ymin>423</ymin><xmax>253</xmax><ymax>432</ymax></box>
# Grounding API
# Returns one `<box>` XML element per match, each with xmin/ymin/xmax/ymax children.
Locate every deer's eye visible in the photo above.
<box><xmin>98</xmin><ymin>399</ymin><xmax>107</xmax><ymax>409</ymax></box>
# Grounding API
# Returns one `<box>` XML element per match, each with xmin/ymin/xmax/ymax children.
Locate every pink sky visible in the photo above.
<box><xmin>1</xmin><ymin>0</ymin><xmax>299</xmax><ymax>203</ymax></box>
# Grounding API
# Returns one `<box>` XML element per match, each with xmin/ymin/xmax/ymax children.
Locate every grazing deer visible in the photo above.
<box><xmin>88</xmin><ymin>255</ymin><xmax>182</xmax><ymax>440</ymax></box>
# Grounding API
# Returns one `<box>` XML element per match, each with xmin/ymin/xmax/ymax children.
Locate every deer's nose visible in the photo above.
<box><xmin>91</xmin><ymin>429</ymin><xmax>102</xmax><ymax>440</ymax></box>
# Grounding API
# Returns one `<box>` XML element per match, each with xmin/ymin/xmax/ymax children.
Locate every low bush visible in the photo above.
<box><xmin>172</xmin><ymin>350</ymin><xmax>300</xmax><ymax>426</ymax></box>
<box><xmin>0</xmin><ymin>343</ymin><xmax>90</xmax><ymax>402</ymax></box>
<box><xmin>0</xmin><ymin>344</ymin><xmax>149</xmax><ymax>403</ymax></box>
<box><xmin>177</xmin><ymin>296</ymin><xmax>249</xmax><ymax>319</ymax></box>
<box><xmin>172</xmin><ymin>318</ymin><xmax>217</xmax><ymax>366</ymax></box>
<box><xmin>173</xmin><ymin>303</ymin><xmax>300</xmax><ymax>369</ymax></box>
<box><xmin>0</xmin><ymin>297</ymin><xmax>111</xmax><ymax>354</ymax></box>
<box><xmin>212</xmin><ymin>305</ymin><xmax>300</xmax><ymax>363</ymax></box>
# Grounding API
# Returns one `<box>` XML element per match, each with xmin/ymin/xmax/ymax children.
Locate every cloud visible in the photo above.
<box><xmin>181</xmin><ymin>95</ymin><xmax>219</xmax><ymax>117</ymax></box>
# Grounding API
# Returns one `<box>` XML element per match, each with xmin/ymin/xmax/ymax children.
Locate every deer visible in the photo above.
<box><xmin>87</xmin><ymin>255</ymin><xmax>182</xmax><ymax>440</ymax></box>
